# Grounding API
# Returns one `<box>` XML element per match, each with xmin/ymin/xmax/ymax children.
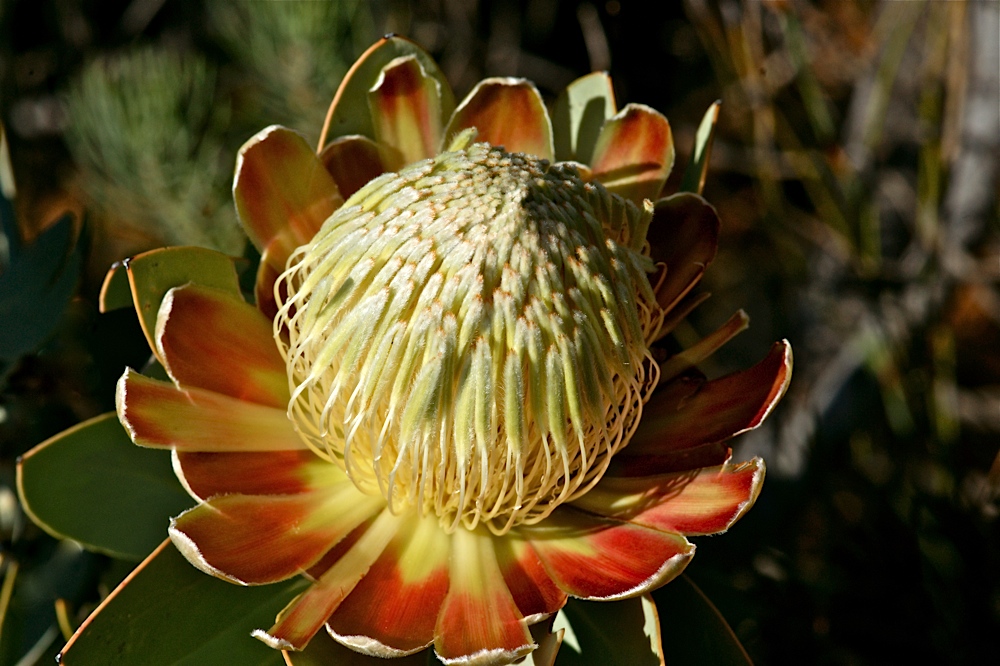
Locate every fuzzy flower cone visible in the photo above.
<box><xmin>114</xmin><ymin>37</ymin><xmax>791</xmax><ymax>665</ymax></box>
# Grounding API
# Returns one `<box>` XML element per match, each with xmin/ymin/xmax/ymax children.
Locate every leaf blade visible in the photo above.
<box><xmin>680</xmin><ymin>101</ymin><xmax>721</xmax><ymax>195</ymax></box>
<box><xmin>552</xmin><ymin>595</ymin><xmax>664</xmax><ymax>666</ymax></box>
<box><xmin>655</xmin><ymin>575</ymin><xmax>753</xmax><ymax>666</ymax></box>
<box><xmin>552</xmin><ymin>71</ymin><xmax>617</xmax><ymax>164</ymax></box>
<box><xmin>17</xmin><ymin>413</ymin><xmax>192</xmax><ymax>560</ymax></box>
<box><xmin>60</xmin><ymin>540</ymin><xmax>306</xmax><ymax>666</ymax></box>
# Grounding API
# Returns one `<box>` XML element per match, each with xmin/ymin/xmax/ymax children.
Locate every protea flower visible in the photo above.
<box><xmin>115</xmin><ymin>36</ymin><xmax>791</xmax><ymax>665</ymax></box>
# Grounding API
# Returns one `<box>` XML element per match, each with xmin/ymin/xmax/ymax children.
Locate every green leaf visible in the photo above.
<box><xmin>60</xmin><ymin>541</ymin><xmax>307</xmax><ymax>666</ymax></box>
<box><xmin>552</xmin><ymin>71</ymin><xmax>617</xmax><ymax>164</ymax></box>
<box><xmin>655</xmin><ymin>575</ymin><xmax>753</xmax><ymax>666</ymax></box>
<box><xmin>322</xmin><ymin>36</ymin><xmax>455</xmax><ymax>150</ymax></box>
<box><xmin>0</xmin><ymin>212</ymin><xmax>82</xmax><ymax>361</ymax></box>
<box><xmin>680</xmin><ymin>101</ymin><xmax>721</xmax><ymax>195</ymax></box>
<box><xmin>17</xmin><ymin>413</ymin><xmax>192</xmax><ymax>561</ymax></box>
<box><xmin>0</xmin><ymin>121</ymin><xmax>82</xmax><ymax>366</ymax></box>
<box><xmin>553</xmin><ymin>595</ymin><xmax>663</xmax><ymax>666</ymax></box>
<box><xmin>121</xmin><ymin>246</ymin><xmax>241</xmax><ymax>360</ymax></box>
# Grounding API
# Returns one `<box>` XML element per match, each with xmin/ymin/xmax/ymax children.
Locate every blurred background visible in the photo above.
<box><xmin>1</xmin><ymin>0</ymin><xmax>998</xmax><ymax>664</ymax></box>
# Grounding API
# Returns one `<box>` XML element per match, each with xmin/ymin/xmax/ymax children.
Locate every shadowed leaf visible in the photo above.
<box><xmin>655</xmin><ymin>575</ymin><xmax>753</xmax><ymax>666</ymax></box>
<box><xmin>17</xmin><ymin>413</ymin><xmax>192</xmax><ymax>560</ymax></box>
<box><xmin>552</xmin><ymin>595</ymin><xmax>663</xmax><ymax>666</ymax></box>
<box><xmin>59</xmin><ymin>541</ymin><xmax>306</xmax><ymax>665</ymax></box>
<box><xmin>0</xmin><ymin>213</ymin><xmax>81</xmax><ymax>361</ymax></box>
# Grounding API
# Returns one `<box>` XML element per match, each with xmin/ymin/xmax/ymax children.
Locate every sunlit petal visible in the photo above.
<box><xmin>233</xmin><ymin>126</ymin><xmax>343</xmax><ymax>316</ymax></box>
<box><xmin>169</xmin><ymin>480</ymin><xmax>381</xmax><ymax>585</ymax></box>
<box><xmin>495</xmin><ymin>535</ymin><xmax>567</xmax><ymax>622</ymax></box>
<box><xmin>552</xmin><ymin>71</ymin><xmax>617</xmax><ymax>164</ymax></box>
<box><xmin>369</xmin><ymin>56</ymin><xmax>445</xmax><ymax>170</ymax></box>
<box><xmin>589</xmin><ymin>104</ymin><xmax>674</xmax><ymax>205</ymax></box>
<box><xmin>116</xmin><ymin>369</ymin><xmax>307</xmax><ymax>452</ymax></box>
<box><xmin>328</xmin><ymin>514</ymin><xmax>450</xmax><ymax>657</ymax></box>
<box><xmin>256</xmin><ymin>509</ymin><xmax>403</xmax><ymax>651</ymax></box>
<box><xmin>434</xmin><ymin>528</ymin><xmax>534</xmax><ymax>665</ymax></box>
<box><xmin>156</xmin><ymin>284</ymin><xmax>288</xmax><ymax>407</ymax></box>
<box><xmin>173</xmin><ymin>450</ymin><xmax>320</xmax><ymax>501</ymax></box>
<box><xmin>520</xmin><ymin>508</ymin><xmax>694</xmax><ymax>601</ymax></box>
<box><xmin>319</xmin><ymin>36</ymin><xmax>454</xmax><ymax>152</ymax></box>
<box><xmin>444</xmin><ymin>78</ymin><xmax>554</xmax><ymax>160</ymax></box>
<box><xmin>572</xmin><ymin>458</ymin><xmax>765</xmax><ymax>536</ymax></box>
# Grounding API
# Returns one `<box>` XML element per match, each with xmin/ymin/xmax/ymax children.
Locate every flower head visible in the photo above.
<box><xmin>279</xmin><ymin>136</ymin><xmax>660</xmax><ymax>535</ymax></box>
<box><xmin>115</xmin><ymin>36</ymin><xmax>791</xmax><ymax>665</ymax></box>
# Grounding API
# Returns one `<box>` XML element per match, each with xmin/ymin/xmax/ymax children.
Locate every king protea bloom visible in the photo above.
<box><xmin>115</xmin><ymin>37</ymin><xmax>791</xmax><ymax>665</ymax></box>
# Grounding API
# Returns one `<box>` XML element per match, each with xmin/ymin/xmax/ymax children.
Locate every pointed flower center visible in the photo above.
<box><xmin>275</xmin><ymin>139</ymin><xmax>663</xmax><ymax>534</ymax></box>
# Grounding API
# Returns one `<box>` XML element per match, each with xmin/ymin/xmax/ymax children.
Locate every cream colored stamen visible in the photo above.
<box><xmin>275</xmin><ymin>141</ymin><xmax>663</xmax><ymax>534</ymax></box>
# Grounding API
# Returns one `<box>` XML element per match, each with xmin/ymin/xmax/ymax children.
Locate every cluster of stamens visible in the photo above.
<box><xmin>274</xmin><ymin>139</ymin><xmax>664</xmax><ymax>534</ymax></box>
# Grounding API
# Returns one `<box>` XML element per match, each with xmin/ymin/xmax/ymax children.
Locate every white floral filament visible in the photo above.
<box><xmin>275</xmin><ymin>141</ymin><xmax>663</xmax><ymax>535</ymax></box>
